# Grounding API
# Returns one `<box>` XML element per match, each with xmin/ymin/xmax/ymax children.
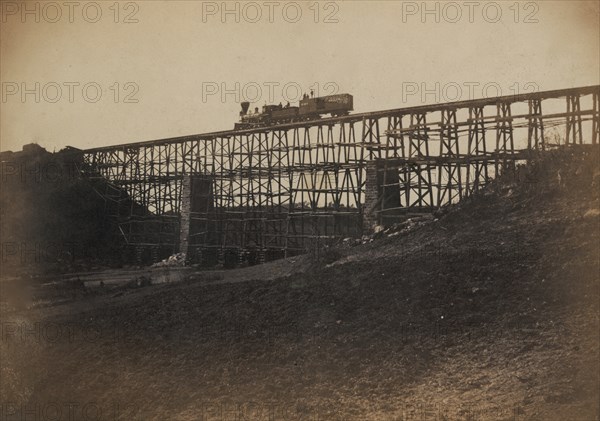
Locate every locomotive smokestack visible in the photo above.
<box><xmin>240</xmin><ymin>101</ymin><xmax>250</xmax><ymax>116</ymax></box>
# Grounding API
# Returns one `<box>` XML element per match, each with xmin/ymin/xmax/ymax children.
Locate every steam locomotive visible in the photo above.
<box><xmin>235</xmin><ymin>93</ymin><xmax>353</xmax><ymax>130</ymax></box>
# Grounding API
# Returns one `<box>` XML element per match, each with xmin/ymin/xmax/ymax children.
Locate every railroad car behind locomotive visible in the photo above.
<box><xmin>235</xmin><ymin>93</ymin><xmax>353</xmax><ymax>129</ymax></box>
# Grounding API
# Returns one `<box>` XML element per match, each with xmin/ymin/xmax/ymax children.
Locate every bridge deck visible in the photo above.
<box><xmin>83</xmin><ymin>85</ymin><xmax>599</xmax><ymax>152</ymax></box>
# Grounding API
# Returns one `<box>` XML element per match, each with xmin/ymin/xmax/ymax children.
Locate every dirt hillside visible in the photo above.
<box><xmin>1</xmin><ymin>145</ymin><xmax>598</xmax><ymax>421</ymax></box>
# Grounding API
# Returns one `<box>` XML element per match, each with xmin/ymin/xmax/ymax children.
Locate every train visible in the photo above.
<box><xmin>235</xmin><ymin>93</ymin><xmax>353</xmax><ymax>129</ymax></box>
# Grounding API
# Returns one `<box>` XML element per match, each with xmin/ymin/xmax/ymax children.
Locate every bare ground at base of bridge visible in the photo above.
<box><xmin>1</xmin><ymin>146</ymin><xmax>599</xmax><ymax>421</ymax></box>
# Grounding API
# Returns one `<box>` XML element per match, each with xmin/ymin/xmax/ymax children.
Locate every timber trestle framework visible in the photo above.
<box><xmin>81</xmin><ymin>85</ymin><xmax>599</xmax><ymax>264</ymax></box>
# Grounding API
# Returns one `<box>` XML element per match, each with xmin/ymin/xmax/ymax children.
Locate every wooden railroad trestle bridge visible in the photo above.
<box><xmin>80</xmin><ymin>85</ymin><xmax>599</xmax><ymax>264</ymax></box>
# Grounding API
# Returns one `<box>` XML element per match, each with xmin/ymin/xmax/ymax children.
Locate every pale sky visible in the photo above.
<box><xmin>1</xmin><ymin>0</ymin><xmax>599</xmax><ymax>152</ymax></box>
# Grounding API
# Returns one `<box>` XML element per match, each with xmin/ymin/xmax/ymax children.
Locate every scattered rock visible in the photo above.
<box><xmin>151</xmin><ymin>253</ymin><xmax>186</xmax><ymax>268</ymax></box>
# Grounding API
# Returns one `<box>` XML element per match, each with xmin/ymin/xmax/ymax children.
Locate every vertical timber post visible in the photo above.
<box><xmin>566</xmin><ymin>94</ymin><xmax>583</xmax><ymax>145</ymax></box>
<box><xmin>592</xmin><ymin>92</ymin><xmax>599</xmax><ymax>145</ymax></box>
<box><xmin>495</xmin><ymin>101</ymin><xmax>515</xmax><ymax>176</ymax></box>
<box><xmin>528</xmin><ymin>98</ymin><xmax>544</xmax><ymax>150</ymax></box>
<box><xmin>466</xmin><ymin>106</ymin><xmax>487</xmax><ymax>196</ymax></box>
<box><xmin>437</xmin><ymin>108</ymin><xmax>461</xmax><ymax>207</ymax></box>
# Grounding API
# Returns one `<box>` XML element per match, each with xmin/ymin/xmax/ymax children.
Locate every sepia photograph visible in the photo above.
<box><xmin>1</xmin><ymin>1</ymin><xmax>599</xmax><ymax>420</ymax></box>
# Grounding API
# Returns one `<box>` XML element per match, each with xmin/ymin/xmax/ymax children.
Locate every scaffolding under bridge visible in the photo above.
<box><xmin>80</xmin><ymin>85</ymin><xmax>600</xmax><ymax>265</ymax></box>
